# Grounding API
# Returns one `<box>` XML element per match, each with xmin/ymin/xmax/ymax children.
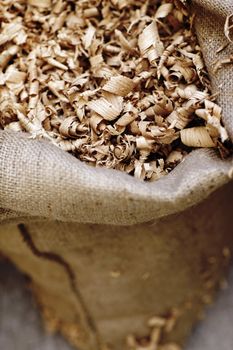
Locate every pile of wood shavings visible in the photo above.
<box><xmin>0</xmin><ymin>0</ymin><xmax>230</xmax><ymax>181</ymax></box>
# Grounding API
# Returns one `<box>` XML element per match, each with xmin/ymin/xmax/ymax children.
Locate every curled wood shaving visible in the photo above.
<box><xmin>88</xmin><ymin>97</ymin><xmax>123</xmax><ymax>121</ymax></box>
<box><xmin>156</xmin><ymin>3</ymin><xmax>174</xmax><ymax>19</ymax></box>
<box><xmin>0</xmin><ymin>45</ymin><xmax>19</xmax><ymax>69</ymax></box>
<box><xmin>102</xmin><ymin>76</ymin><xmax>135</xmax><ymax>97</ymax></box>
<box><xmin>213</xmin><ymin>55</ymin><xmax>233</xmax><ymax>73</ymax></box>
<box><xmin>224</xmin><ymin>13</ymin><xmax>233</xmax><ymax>43</ymax></box>
<box><xmin>138</xmin><ymin>21</ymin><xmax>164</xmax><ymax>65</ymax></box>
<box><xmin>158</xmin><ymin>36</ymin><xmax>183</xmax><ymax>78</ymax></box>
<box><xmin>28</xmin><ymin>0</ymin><xmax>51</xmax><ymax>8</ymax></box>
<box><xmin>167</xmin><ymin>106</ymin><xmax>194</xmax><ymax>130</ymax></box>
<box><xmin>0</xmin><ymin>0</ymin><xmax>230</xmax><ymax>181</ymax></box>
<box><xmin>180</xmin><ymin>127</ymin><xmax>216</xmax><ymax>148</ymax></box>
<box><xmin>166</xmin><ymin>150</ymin><xmax>184</xmax><ymax>164</ymax></box>
<box><xmin>127</xmin><ymin>311</ymin><xmax>181</xmax><ymax>350</ymax></box>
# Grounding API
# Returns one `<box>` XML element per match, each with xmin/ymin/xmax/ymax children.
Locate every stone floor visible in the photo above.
<box><xmin>0</xmin><ymin>260</ymin><xmax>233</xmax><ymax>350</ymax></box>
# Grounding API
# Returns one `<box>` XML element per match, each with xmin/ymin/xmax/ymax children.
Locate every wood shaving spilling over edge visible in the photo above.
<box><xmin>0</xmin><ymin>0</ymin><xmax>231</xmax><ymax>181</ymax></box>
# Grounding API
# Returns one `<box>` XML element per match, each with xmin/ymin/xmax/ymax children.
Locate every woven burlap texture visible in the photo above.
<box><xmin>0</xmin><ymin>0</ymin><xmax>232</xmax><ymax>225</ymax></box>
<box><xmin>1</xmin><ymin>182</ymin><xmax>233</xmax><ymax>350</ymax></box>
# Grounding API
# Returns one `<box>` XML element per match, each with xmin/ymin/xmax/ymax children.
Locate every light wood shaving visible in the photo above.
<box><xmin>127</xmin><ymin>311</ymin><xmax>181</xmax><ymax>350</ymax></box>
<box><xmin>102</xmin><ymin>76</ymin><xmax>135</xmax><ymax>97</ymax></box>
<box><xmin>0</xmin><ymin>0</ymin><xmax>231</xmax><ymax>181</ymax></box>
<box><xmin>224</xmin><ymin>13</ymin><xmax>233</xmax><ymax>43</ymax></box>
<box><xmin>28</xmin><ymin>0</ymin><xmax>51</xmax><ymax>8</ymax></box>
<box><xmin>180</xmin><ymin>126</ymin><xmax>216</xmax><ymax>148</ymax></box>
<box><xmin>213</xmin><ymin>55</ymin><xmax>233</xmax><ymax>74</ymax></box>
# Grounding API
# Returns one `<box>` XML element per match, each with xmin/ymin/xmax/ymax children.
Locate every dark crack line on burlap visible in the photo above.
<box><xmin>17</xmin><ymin>223</ymin><xmax>102</xmax><ymax>350</ymax></box>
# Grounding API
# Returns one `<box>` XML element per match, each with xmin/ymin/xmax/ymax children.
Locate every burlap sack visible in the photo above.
<box><xmin>0</xmin><ymin>1</ymin><xmax>232</xmax><ymax>349</ymax></box>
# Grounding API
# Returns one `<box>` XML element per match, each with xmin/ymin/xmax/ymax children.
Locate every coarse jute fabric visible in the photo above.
<box><xmin>0</xmin><ymin>182</ymin><xmax>233</xmax><ymax>350</ymax></box>
<box><xmin>0</xmin><ymin>1</ymin><xmax>232</xmax><ymax>350</ymax></box>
